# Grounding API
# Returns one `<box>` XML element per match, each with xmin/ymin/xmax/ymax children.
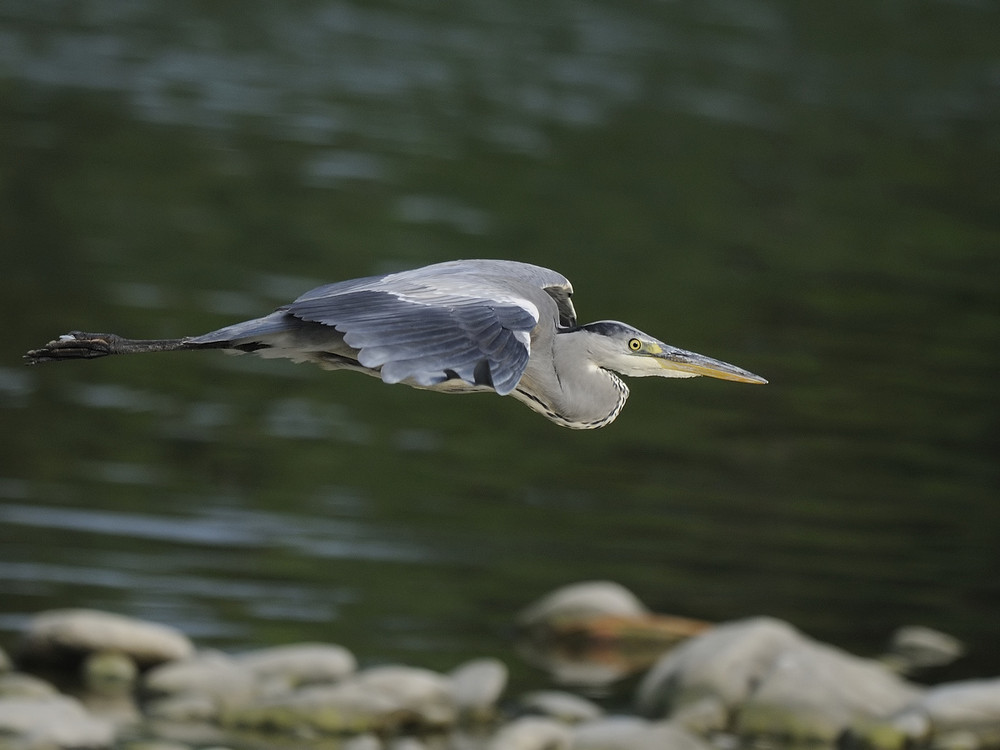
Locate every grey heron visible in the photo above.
<box><xmin>24</xmin><ymin>259</ymin><xmax>766</xmax><ymax>428</ymax></box>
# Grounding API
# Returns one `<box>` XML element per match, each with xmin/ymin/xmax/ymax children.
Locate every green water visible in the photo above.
<box><xmin>1</xmin><ymin>0</ymin><xmax>998</xmax><ymax>694</ymax></box>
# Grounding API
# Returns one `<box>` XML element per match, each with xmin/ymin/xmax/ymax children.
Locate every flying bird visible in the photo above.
<box><xmin>24</xmin><ymin>259</ymin><xmax>766</xmax><ymax>428</ymax></box>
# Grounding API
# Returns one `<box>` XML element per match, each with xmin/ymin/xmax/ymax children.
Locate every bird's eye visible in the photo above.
<box><xmin>628</xmin><ymin>338</ymin><xmax>642</xmax><ymax>351</ymax></box>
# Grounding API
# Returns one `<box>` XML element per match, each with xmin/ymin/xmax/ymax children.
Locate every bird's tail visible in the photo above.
<box><xmin>23</xmin><ymin>331</ymin><xmax>210</xmax><ymax>364</ymax></box>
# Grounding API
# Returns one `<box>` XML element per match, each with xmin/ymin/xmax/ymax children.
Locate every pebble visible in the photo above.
<box><xmin>571</xmin><ymin>716</ymin><xmax>712</xmax><ymax>750</ymax></box>
<box><xmin>19</xmin><ymin>609</ymin><xmax>194</xmax><ymax>668</ymax></box>
<box><xmin>342</xmin><ymin>735</ymin><xmax>383</xmax><ymax>750</ymax></box>
<box><xmin>885</xmin><ymin>625</ymin><xmax>965</xmax><ymax>673</ymax></box>
<box><xmin>843</xmin><ymin>677</ymin><xmax>1000</xmax><ymax>750</ymax></box>
<box><xmin>516</xmin><ymin>581</ymin><xmax>649</xmax><ymax>629</ymax></box>
<box><xmin>488</xmin><ymin>716</ymin><xmax>572</xmax><ymax>750</ymax></box>
<box><xmin>220</xmin><ymin>679</ymin><xmax>404</xmax><ymax>734</ymax></box>
<box><xmin>83</xmin><ymin>650</ymin><xmax>139</xmax><ymax>695</ymax></box>
<box><xmin>1</xmin><ymin>595</ymin><xmax>997</xmax><ymax>750</ymax></box>
<box><xmin>0</xmin><ymin>672</ymin><xmax>60</xmax><ymax>699</ymax></box>
<box><xmin>353</xmin><ymin>665</ymin><xmax>457</xmax><ymax>727</ymax></box>
<box><xmin>234</xmin><ymin>642</ymin><xmax>357</xmax><ymax>687</ymax></box>
<box><xmin>517</xmin><ymin>690</ymin><xmax>603</xmax><ymax>722</ymax></box>
<box><xmin>0</xmin><ymin>694</ymin><xmax>116</xmax><ymax>748</ymax></box>
<box><xmin>144</xmin><ymin>692</ymin><xmax>220</xmax><ymax>723</ymax></box>
<box><xmin>636</xmin><ymin>616</ymin><xmax>922</xmax><ymax>742</ymax></box>
<box><xmin>449</xmin><ymin>657</ymin><xmax>508</xmax><ymax>715</ymax></box>
<box><xmin>143</xmin><ymin>650</ymin><xmax>254</xmax><ymax>704</ymax></box>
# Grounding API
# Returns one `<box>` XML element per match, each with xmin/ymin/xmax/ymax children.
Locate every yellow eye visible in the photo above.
<box><xmin>628</xmin><ymin>338</ymin><xmax>642</xmax><ymax>351</ymax></box>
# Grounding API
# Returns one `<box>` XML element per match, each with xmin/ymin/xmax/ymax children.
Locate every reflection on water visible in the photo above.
<box><xmin>0</xmin><ymin>494</ymin><xmax>427</xmax><ymax>561</ymax></box>
<box><xmin>1</xmin><ymin>0</ymin><xmax>998</xmax><ymax>699</ymax></box>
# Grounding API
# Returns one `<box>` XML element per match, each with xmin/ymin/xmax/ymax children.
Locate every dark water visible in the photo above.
<box><xmin>1</xmin><ymin>0</ymin><xmax>998</xmax><ymax>695</ymax></box>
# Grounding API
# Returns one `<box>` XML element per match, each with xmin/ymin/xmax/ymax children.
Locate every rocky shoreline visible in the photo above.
<box><xmin>1</xmin><ymin>582</ymin><xmax>998</xmax><ymax>750</ymax></box>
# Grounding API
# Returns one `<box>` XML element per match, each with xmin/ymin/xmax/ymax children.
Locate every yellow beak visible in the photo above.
<box><xmin>655</xmin><ymin>347</ymin><xmax>767</xmax><ymax>384</ymax></box>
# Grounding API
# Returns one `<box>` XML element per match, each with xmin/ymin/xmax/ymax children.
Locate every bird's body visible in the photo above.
<box><xmin>24</xmin><ymin>260</ymin><xmax>765</xmax><ymax>428</ymax></box>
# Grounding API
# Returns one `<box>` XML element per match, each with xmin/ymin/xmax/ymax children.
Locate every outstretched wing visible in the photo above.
<box><xmin>285</xmin><ymin>260</ymin><xmax>567</xmax><ymax>395</ymax></box>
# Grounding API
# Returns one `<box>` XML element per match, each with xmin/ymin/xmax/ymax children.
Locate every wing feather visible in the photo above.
<box><xmin>285</xmin><ymin>270</ymin><xmax>545</xmax><ymax>396</ymax></box>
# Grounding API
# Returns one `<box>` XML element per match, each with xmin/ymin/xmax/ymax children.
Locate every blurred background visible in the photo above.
<box><xmin>0</xmin><ymin>0</ymin><xmax>997</xmax><ymax>693</ymax></box>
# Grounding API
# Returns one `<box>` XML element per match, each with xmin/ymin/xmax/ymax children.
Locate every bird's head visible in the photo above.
<box><xmin>577</xmin><ymin>321</ymin><xmax>767</xmax><ymax>384</ymax></box>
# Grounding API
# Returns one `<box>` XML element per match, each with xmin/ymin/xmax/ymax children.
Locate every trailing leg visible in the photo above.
<box><xmin>24</xmin><ymin>331</ymin><xmax>193</xmax><ymax>364</ymax></box>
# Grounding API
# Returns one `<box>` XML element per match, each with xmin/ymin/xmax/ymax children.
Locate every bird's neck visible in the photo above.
<box><xmin>514</xmin><ymin>328</ymin><xmax>630</xmax><ymax>429</ymax></box>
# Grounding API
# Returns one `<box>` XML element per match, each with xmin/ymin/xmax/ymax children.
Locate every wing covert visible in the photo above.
<box><xmin>286</xmin><ymin>286</ymin><xmax>539</xmax><ymax>395</ymax></box>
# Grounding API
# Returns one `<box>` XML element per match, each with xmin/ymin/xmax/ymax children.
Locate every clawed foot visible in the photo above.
<box><xmin>23</xmin><ymin>332</ymin><xmax>117</xmax><ymax>363</ymax></box>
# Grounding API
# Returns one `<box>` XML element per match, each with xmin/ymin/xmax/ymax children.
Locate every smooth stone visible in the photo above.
<box><xmin>387</xmin><ymin>737</ymin><xmax>426</xmax><ymax>750</ymax></box>
<box><xmin>0</xmin><ymin>672</ymin><xmax>59</xmax><ymax>700</ymax></box>
<box><xmin>914</xmin><ymin>677</ymin><xmax>1000</xmax><ymax>733</ymax></box>
<box><xmin>0</xmin><ymin>694</ymin><xmax>116</xmax><ymax>748</ymax></box>
<box><xmin>222</xmin><ymin>665</ymin><xmax>458</xmax><ymax>735</ymax></box>
<box><xmin>354</xmin><ymin>665</ymin><xmax>457</xmax><ymax>727</ymax></box>
<box><xmin>220</xmin><ymin>680</ymin><xmax>403</xmax><ymax>734</ymax></box>
<box><xmin>142</xmin><ymin>651</ymin><xmax>255</xmax><ymax>706</ymax></box>
<box><xmin>736</xmin><ymin>643</ymin><xmax>922</xmax><ymax>742</ymax></box>
<box><xmin>144</xmin><ymin>692</ymin><xmax>221</xmax><ymax>722</ymax></box>
<box><xmin>517</xmin><ymin>690</ymin><xmax>603</xmax><ymax>723</ymax></box>
<box><xmin>449</xmin><ymin>658</ymin><xmax>508</xmax><ymax>715</ymax></box>
<box><xmin>735</xmin><ymin>644</ymin><xmax>918</xmax><ymax>742</ymax></box>
<box><xmin>517</xmin><ymin>581</ymin><xmax>649</xmax><ymax>628</ymax></box>
<box><xmin>83</xmin><ymin>650</ymin><xmax>139</xmax><ymax>695</ymax></box>
<box><xmin>342</xmin><ymin>735</ymin><xmax>383</xmax><ymax>750</ymax></box>
<box><xmin>20</xmin><ymin>609</ymin><xmax>194</xmax><ymax>668</ymax></box>
<box><xmin>636</xmin><ymin>617</ymin><xmax>799</xmax><ymax>721</ymax></box>
<box><xmin>884</xmin><ymin>625</ymin><xmax>965</xmax><ymax>673</ymax></box>
<box><xmin>488</xmin><ymin>716</ymin><xmax>573</xmax><ymax>750</ymax></box>
<box><xmin>571</xmin><ymin>716</ymin><xmax>713</xmax><ymax>750</ymax></box>
<box><xmin>234</xmin><ymin>642</ymin><xmax>357</xmax><ymax>687</ymax></box>
<box><xmin>844</xmin><ymin>677</ymin><xmax>1000</xmax><ymax>750</ymax></box>
<box><xmin>636</xmin><ymin>616</ymin><xmax>922</xmax><ymax>741</ymax></box>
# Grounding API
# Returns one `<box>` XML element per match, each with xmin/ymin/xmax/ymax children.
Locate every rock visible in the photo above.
<box><xmin>488</xmin><ymin>716</ymin><xmax>573</xmax><ymax>750</ymax></box>
<box><xmin>736</xmin><ymin>641</ymin><xmax>922</xmax><ymax>742</ymax></box>
<box><xmin>571</xmin><ymin>716</ymin><xmax>713</xmax><ymax>750</ymax></box>
<box><xmin>636</xmin><ymin>616</ymin><xmax>800</xmax><ymax>727</ymax></box>
<box><xmin>517</xmin><ymin>690</ymin><xmax>603</xmax><ymax>723</ymax></box>
<box><xmin>636</xmin><ymin>616</ymin><xmax>921</xmax><ymax>742</ymax></box>
<box><xmin>884</xmin><ymin>625</ymin><xmax>965</xmax><ymax>674</ymax></box>
<box><xmin>143</xmin><ymin>651</ymin><xmax>255</xmax><ymax>705</ymax></box>
<box><xmin>0</xmin><ymin>645</ymin><xmax>10</xmax><ymax>672</ymax></box>
<box><xmin>517</xmin><ymin>581</ymin><xmax>649</xmax><ymax>629</ymax></box>
<box><xmin>342</xmin><ymin>735</ymin><xmax>383</xmax><ymax>750</ymax></box>
<box><xmin>516</xmin><ymin>582</ymin><xmax>709</xmax><ymax>690</ymax></box>
<box><xmin>0</xmin><ymin>694</ymin><xmax>116</xmax><ymax>748</ymax></box>
<box><xmin>387</xmin><ymin>737</ymin><xmax>426</xmax><ymax>750</ymax></box>
<box><xmin>119</xmin><ymin>742</ymin><xmax>194</xmax><ymax>750</ymax></box>
<box><xmin>79</xmin><ymin>652</ymin><xmax>142</xmax><ymax>727</ymax></box>
<box><xmin>914</xmin><ymin>677</ymin><xmax>1000</xmax><ymax>735</ymax></box>
<box><xmin>354</xmin><ymin>665</ymin><xmax>457</xmax><ymax>727</ymax></box>
<box><xmin>844</xmin><ymin>677</ymin><xmax>1000</xmax><ymax>750</ymax></box>
<box><xmin>221</xmin><ymin>665</ymin><xmax>456</xmax><ymax>735</ymax></box>
<box><xmin>234</xmin><ymin>642</ymin><xmax>357</xmax><ymax>687</ymax></box>
<box><xmin>20</xmin><ymin>609</ymin><xmax>194</xmax><ymax>668</ymax></box>
<box><xmin>220</xmin><ymin>679</ymin><xmax>404</xmax><ymax>734</ymax></box>
<box><xmin>83</xmin><ymin>650</ymin><xmax>139</xmax><ymax>695</ymax></box>
<box><xmin>144</xmin><ymin>692</ymin><xmax>220</xmax><ymax>723</ymax></box>
<box><xmin>449</xmin><ymin>658</ymin><xmax>508</xmax><ymax>716</ymax></box>
<box><xmin>0</xmin><ymin>672</ymin><xmax>59</xmax><ymax>699</ymax></box>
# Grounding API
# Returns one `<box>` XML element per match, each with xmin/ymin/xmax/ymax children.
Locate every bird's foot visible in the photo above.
<box><xmin>24</xmin><ymin>332</ymin><xmax>118</xmax><ymax>363</ymax></box>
